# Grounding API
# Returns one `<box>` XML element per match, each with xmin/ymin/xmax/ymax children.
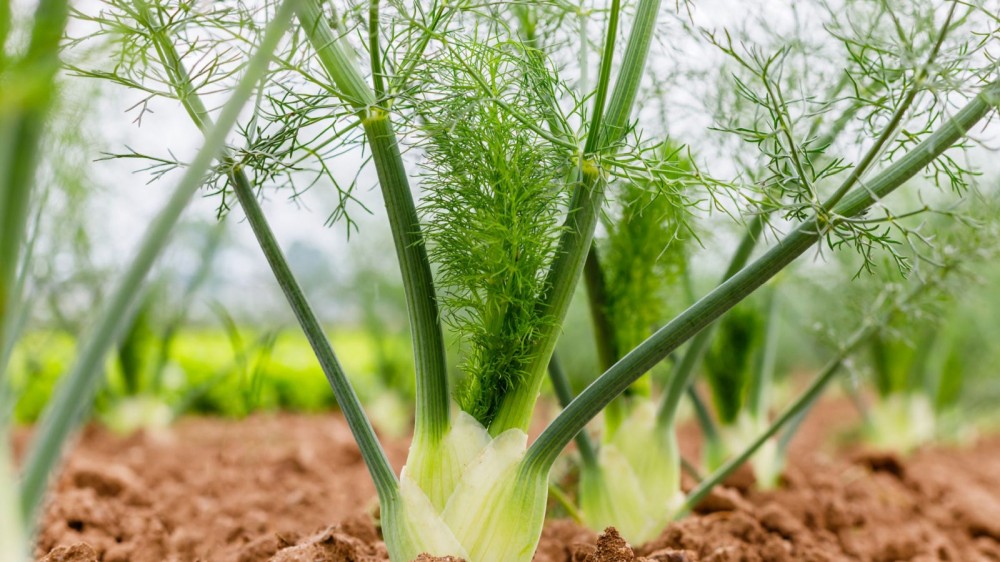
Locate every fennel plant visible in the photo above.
<box><xmin>853</xmin><ymin>200</ymin><xmax>1000</xmax><ymax>452</ymax></box>
<box><xmin>700</xmin><ymin>288</ymin><xmax>784</xmax><ymax>487</ymax></box>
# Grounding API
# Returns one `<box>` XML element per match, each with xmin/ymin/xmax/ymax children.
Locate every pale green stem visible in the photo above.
<box><xmin>583</xmin><ymin>246</ymin><xmax>619</xmax><ymax>371</ymax></box>
<box><xmin>746</xmin><ymin>286</ymin><xmax>779</xmax><ymax>419</ymax></box>
<box><xmin>0</xmin><ymin>0</ymin><xmax>70</xmax><ymax>378</ymax></box>
<box><xmin>583</xmin><ymin>0</ymin><xmax>622</xmax><ymax>152</ymax></box>
<box><xmin>547</xmin><ymin>353</ymin><xmax>598</xmax><ymax>467</ymax></box>
<box><xmin>368</xmin><ymin>0</ymin><xmax>385</xmax><ymax>100</ymax></box>
<box><xmin>296</xmin><ymin>0</ymin><xmax>450</xmax><ymax>442</ymax></box>
<box><xmin>687</xmin><ymin>384</ymin><xmax>721</xmax><ymax>450</ymax></box>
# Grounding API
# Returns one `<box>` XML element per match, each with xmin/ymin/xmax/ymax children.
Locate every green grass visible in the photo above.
<box><xmin>7</xmin><ymin>327</ymin><xmax>412</xmax><ymax>423</ymax></box>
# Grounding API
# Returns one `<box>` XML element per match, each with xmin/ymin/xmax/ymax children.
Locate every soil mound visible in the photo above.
<box><xmin>18</xmin><ymin>407</ymin><xmax>1000</xmax><ymax>561</ymax></box>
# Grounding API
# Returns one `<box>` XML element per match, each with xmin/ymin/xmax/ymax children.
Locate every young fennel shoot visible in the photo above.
<box><xmin>853</xmin><ymin>201</ymin><xmax>1000</xmax><ymax>452</ymax></box>
<box><xmin>701</xmin><ymin>287</ymin><xmax>784</xmax><ymax>488</ymax></box>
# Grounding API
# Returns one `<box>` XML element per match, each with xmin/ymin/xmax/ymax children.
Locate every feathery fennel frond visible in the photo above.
<box><xmin>70</xmin><ymin>0</ymin><xmax>371</xmax><ymax>228</ymax></box>
<box><xmin>601</xmin><ymin>142</ymin><xmax>694</xmax><ymax>355</ymax></box>
<box><xmin>419</xmin><ymin>36</ymin><xmax>570</xmax><ymax>426</ymax></box>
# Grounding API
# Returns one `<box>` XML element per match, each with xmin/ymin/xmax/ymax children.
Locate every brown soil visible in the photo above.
<box><xmin>19</xmin><ymin>401</ymin><xmax>1000</xmax><ymax>562</ymax></box>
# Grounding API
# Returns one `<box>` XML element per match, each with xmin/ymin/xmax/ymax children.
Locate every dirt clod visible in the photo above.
<box><xmin>39</xmin><ymin>543</ymin><xmax>98</xmax><ymax>562</ymax></box>
<box><xmin>591</xmin><ymin>528</ymin><xmax>635</xmax><ymax>562</ymax></box>
<box><xmin>692</xmin><ymin>486</ymin><xmax>752</xmax><ymax>514</ymax></box>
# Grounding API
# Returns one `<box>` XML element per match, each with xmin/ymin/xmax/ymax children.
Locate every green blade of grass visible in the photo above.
<box><xmin>17</xmin><ymin>0</ymin><xmax>299</xmax><ymax>526</ymax></box>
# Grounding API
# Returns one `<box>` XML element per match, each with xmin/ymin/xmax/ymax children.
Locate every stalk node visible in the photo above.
<box><xmin>363</xmin><ymin>106</ymin><xmax>389</xmax><ymax>124</ymax></box>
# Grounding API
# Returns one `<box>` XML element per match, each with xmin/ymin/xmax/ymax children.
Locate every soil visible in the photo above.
<box><xmin>17</xmin><ymin>400</ymin><xmax>1000</xmax><ymax>562</ymax></box>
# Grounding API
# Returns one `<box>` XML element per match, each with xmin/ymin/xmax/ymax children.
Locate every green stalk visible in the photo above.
<box><xmin>131</xmin><ymin>0</ymin><xmax>397</xmax><ymax>500</ymax></box>
<box><xmin>583</xmin><ymin>0</ymin><xmax>622</xmax><ymax>153</ymax></box>
<box><xmin>490</xmin><ymin>0</ymin><xmax>664</xmax><ymax>435</ymax></box>
<box><xmin>574</xmin><ymin>0</ymin><xmax>666</xmax><ymax>383</ymax></box>
<box><xmin>0</xmin><ymin>0</ymin><xmax>63</xmax><ymax>546</ymax></box>
<box><xmin>746</xmin><ymin>286</ymin><xmax>778</xmax><ymax>419</ymax></box>
<box><xmin>598</xmin><ymin>0</ymin><xmax>662</xmax><ymax>147</ymax></box>
<box><xmin>0</xmin><ymin>200</ymin><xmax>43</xmax><ymax>408</ymax></box>
<box><xmin>583</xmin><ymin>246</ymin><xmax>628</xmax><ymax>434</ymax></box>
<box><xmin>775</xmin><ymin>397</ymin><xmax>814</xmax><ymax>456</ymax></box>
<box><xmin>526</xmin><ymin>80</ymin><xmax>1000</xmax><ymax>472</ymax></box>
<box><xmin>296</xmin><ymin>0</ymin><xmax>450</xmax><ymax>442</ymax></box>
<box><xmin>656</xmin><ymin>215</ymin><xmax>765</xmax><ymax>429</ymax></box>
<box><xmin>547</xmin><ymin>353</ymin><xmax>597</xmax><ymax>467</ymax></box>
<box><xmin>368</xmin><ymin>0</ymin><xmax>385</xmax><ymax>100</ymax></box>
<box><xmin>17</xmin><ymin>0</ymin><xmax>299</xmax><ymax>526</ymax></box>
<box><xmin>583</xmin><ymin>246</ymin><xmax>619</xmax><ymax>372</ymax></box>
<box><xmin>1</xmin><ymin>21</ymin><xmax>67</xmax><ymax>534</ymax></box>
<box><xmin>512</xmin><ymin>4</ymin><xmax>538</xmax><ymax>50</ymax></box>
<box><xmin>230</xmin><ymin>173</ymin><xmax>397</xmax><ymax>498</ymax></box>
<box><xmin>686</xmin><ymin>384</ymin><xmax>721</xmax><ymax>453</ymax></box>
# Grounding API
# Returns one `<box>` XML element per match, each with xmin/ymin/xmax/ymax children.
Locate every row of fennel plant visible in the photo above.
<box><xmin>547</xmin><ymin>0</ymin><xmax>1000</xmax><ymax>543</ymax></box>
<box><xmin>24</xmin><ymin>2</ymin><xmax>1000</xmax><ymax>562</ymax></box>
